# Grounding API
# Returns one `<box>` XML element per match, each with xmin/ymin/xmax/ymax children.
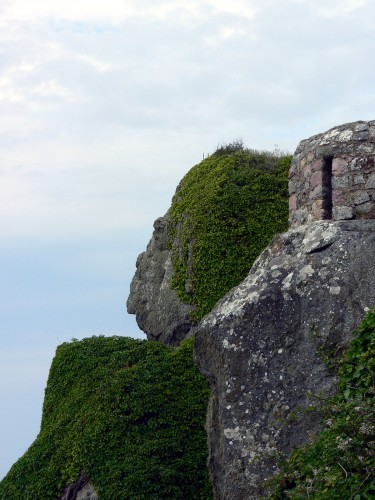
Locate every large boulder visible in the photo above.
<box><xmin>126</xmin><ymin>213</ymin><xmax>194</xmax><ymax>346</ymax></box>
<box><xmin>194</xmin><ymin>220</ymin><xmax>375</xmax><ymax>499</ymax></box>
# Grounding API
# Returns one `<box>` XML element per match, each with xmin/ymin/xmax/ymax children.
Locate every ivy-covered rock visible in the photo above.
<box><xmin>128</xmin><ymin>142</ymin><xmax>291</xmax><ymax>344</ymax></box>
<box><xmin>0</xmin><ymin>336</ymin><xmax>212</xmax><ymax>500</ymax></box>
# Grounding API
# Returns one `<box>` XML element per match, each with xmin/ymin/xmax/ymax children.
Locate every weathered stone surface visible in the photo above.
<box><xmin>332</xmin><ymin>205</ymin><xmax>354</xmax><ymax>220</ymax></box>
<box><xmin>194</xmin><ymin>220</ymin><xmax>375</xmax><ymax>499</ymax></box>
<box><xmin>127</xmin><ymin>212</ymin><xmax>194</xmax><ymax>346</ymax></box>
<box><xmin>76</xmin><ymin>484</ymin><xmax>98</xmax><ymax>500</ymax></box>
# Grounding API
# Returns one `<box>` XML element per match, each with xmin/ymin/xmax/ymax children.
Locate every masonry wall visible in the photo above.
<box><xmin>289</xmin><ymin>120</ymin><xmax>375</xmax><ymax>228</ymax></box>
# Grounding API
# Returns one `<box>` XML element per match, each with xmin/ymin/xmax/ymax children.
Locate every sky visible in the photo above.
<box><xmin>1</xmin><ymin>0</ymin><xmax>375</xmax><ymax>481</ymax></box>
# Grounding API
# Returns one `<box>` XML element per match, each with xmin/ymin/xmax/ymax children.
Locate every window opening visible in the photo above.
<box><xmin>322</xmin><ymin>156</ymin><xmax>333</xmax><ymax>219</ymax></box>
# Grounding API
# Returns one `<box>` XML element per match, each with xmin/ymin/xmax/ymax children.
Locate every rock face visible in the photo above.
<box><xmin>195</xmin><ymin>220</ymin><xmax>375</xmax><ymax>499</ymax></box>
<box><xmin>289</xmin><ymin>120</ymin><xmax>375</xmax><ymax>228</ymax></box>
<box><xmin>127</xmin><ymin>213</ymin><xmax>194</xmax><ymax>346</ymax></box>
<box><xmin>60</xmin><ymin>473</ymin><xmax>97</xmax><ymax>500</ymax></box>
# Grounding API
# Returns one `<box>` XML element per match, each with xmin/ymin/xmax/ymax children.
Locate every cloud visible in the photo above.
<box><xmin>1</xmin><ymin>0</ymin><xmax>257</xmax><ymax>24</ymax></box>
<box><xmin>2</xmin><ymin>0</ymin><xmax>375</xmax><ymax>483</ymax></box>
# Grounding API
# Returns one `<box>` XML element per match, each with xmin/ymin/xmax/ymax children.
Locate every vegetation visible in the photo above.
<box><xmin>2</xmin><ymin>143</ymin><xmax>373</xmax><ymax>499</ymax></box>
<box><xmin>168</xmin><ymin>141</ymin><xmax>291</xmax><ymax>320</ymax></box>
<box><xmin>269</xmin><ymin>310</ymin><xmax>375</xmax><ymax>499</ymax></box>
<box><xmin>0</xmin><ymin>336</ymin><xmax>212</xmax><ymax>499</ymax></box>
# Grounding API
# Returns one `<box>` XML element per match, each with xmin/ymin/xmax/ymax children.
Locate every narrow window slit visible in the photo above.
<box><xmin>322</xmin><ymin>156</ymin><xmax>333</xmax><ymax>219</ymax></box>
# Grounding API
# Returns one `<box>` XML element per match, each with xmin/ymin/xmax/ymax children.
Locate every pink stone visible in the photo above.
<box><xmin>332</xmin><ymin>190</ymin><xmax>347</xmax><ymax>205</ymax></box>
<box><xmin>332</xmin><ymin>158</ymin><xmax>348</xmax><ymax>175</ymax></box>
<box><xmin>311</xmin><ymin>170</ymin><xmax>322</xmax><ymax>187</ymax></box>
<box><xmin>312</xmin><ymin>207</ymin><xmax>324</xmax><ymax>220</ymax></box>
<box><xmin>311</xmin><ymin>159</ymin><xmax>323</xmax><ymax>172</ymax></box>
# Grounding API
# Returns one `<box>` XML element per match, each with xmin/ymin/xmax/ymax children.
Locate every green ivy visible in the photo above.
<box><xmin>268</xmin><ymin>310</ymin><xmax>375</xmax><ymax>499</ymax></box>
<box><xmin>168</xmin><ymin>144</ymin><xmax>291</xmax><ymax>320</ymax></box>
<box><xmin>0</xmin><ymin>336</ymin><xmax>212</xmax><ymax>499</ymax></box>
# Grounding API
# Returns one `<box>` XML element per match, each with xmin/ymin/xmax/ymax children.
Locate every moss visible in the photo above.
<box><xmin>0</xmin><ymin>336</ymin><xmax>212</xmax><ymax>499</ymax></box>
<box><xmin>168</xmin><ymin>144</ymin><xmax>291</xmax><ymax>320</ymax></box>
<box><xmin>268</xmin><ymin>311</ymin><xmax>375</xmax><ymax>499</ymax></box>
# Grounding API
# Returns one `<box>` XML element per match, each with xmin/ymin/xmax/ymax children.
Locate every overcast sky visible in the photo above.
<box><xmin>1</xmin><ymin>0</ymin><xmax>375</xmax><ymax>480</ymax></box>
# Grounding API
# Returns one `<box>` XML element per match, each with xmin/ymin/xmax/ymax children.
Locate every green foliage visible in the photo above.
<box><xmin>0</xmin><ymin>336</ymin><xmax>212</xmax><ymax>499</ymax></box>
<box><xmin>268</xmin><ymin>310</ymin><xmax>375</xmax><ymax>499</ymax></box>
<box><xmin>168</xmin><ymin>144</ymin><xmax>291</xmax><ymax>320</ymax></box>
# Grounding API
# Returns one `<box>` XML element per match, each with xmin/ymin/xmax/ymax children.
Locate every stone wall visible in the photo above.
<box><xmin>289</xmin><ymin>120</ymin><xmax>375</xmax><ymax>228</ymax></box>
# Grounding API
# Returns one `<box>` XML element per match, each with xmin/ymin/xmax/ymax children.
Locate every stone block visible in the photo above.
<box><xmin>332</xmin><ymin>175</ymin><xmax>349</xmax><ymax>189</ymax></box>
<box><xmin>332</xmin><ymin>190</ymin><xmax>348</xmax><ymax>205</ymax></box>
<box><xmin>311</xmin><ymin>170</ymin><xmax>322</xmax><ymax>187</ymax></box>
<box><xmin>366</xmin><ymin>173</ymin><xmax>375</xmax><ymax>189</ymax></box>
<box><xmin>369</xmin><ymin>126</ymin><xmax>375</xmax><ymax>142</ymax></box>
<box><xmin>354</xmin><ymin>191</ymin><xmax>371</xmax><ymax>206</ymax></box>
<box><xmin>333</xmin><ymin>206</ymin><xmax>354</xmax><ymax>220</ymax></box>
<box><xmin>288</xmin><ymin>180</ymin><xmax>296</xmax><ymax>195</ymax></box>
<box><xmin>354</xmin><ymin>175</ymin><xmax>365</xmax><ymax>185</ymax></box>
<box><xmin>357</xmin><ymin>144</ymin><xmax>375</xmax><ymax>154</ymax></box>
<box><xmin>302</xmin><ymin>163</ymin><xmax>312</xmax><ymax>178</ymax></box>
<box><xmin>354</xmin><ymin>122</ymin><xmax>369</xmax><ymax>132</ymax></box>
<box><xmin>338</xmin><ymin>129</ymin><xmax>353</xmax><ymax>141</ymax></box>
<box><xmin>312</xmin><ymin>200</ymin><xmax>324</xmax><ymax>219</ymax></box>
<box><xmin>332</xmin><ymin>158</ymin><xmax>348</xmax><ymax>175</ymax></box>
<box><xmin>353</xmin><ymin>131</ymin><xmax>369</xmax><ymax>141</ymax></box>
<box><xmin>309</xmin><ymin>185</ymin><xmax>322</xmax><ymax>199</ymax></box>
<box><xmin>350</xmin><ymin>158</ymin><xmax>366</xmax><ymax>171</ymax></box>
<box><xmin>356</xmin><ymin>201</ymin><xmax>375</xmax><ymax>215</ymax></box>
<box><xmin>289</xmin><ymin>193</ymin><xmax>297</xmax><ymax>212</ymax></box>
<box><xmin>311</xmin><ymin>158</ymin><xmax>323</xmax><ymax>172</ymax></box>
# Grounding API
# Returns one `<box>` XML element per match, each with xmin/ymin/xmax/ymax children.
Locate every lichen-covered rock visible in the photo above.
<box><xmin>194</xmin><ymin>220</ymin><xmax>375</xmax><ymax>499</ymax></box>
<box><xmin>126</xmin><ymin>213</ymin><xmax>194</xmax><ymax>346</ymax></box>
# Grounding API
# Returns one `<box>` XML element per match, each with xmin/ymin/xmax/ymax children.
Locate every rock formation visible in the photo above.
<box><xmin>195</xmin><ymin>219</ymin><xmax>375</xmax><ymax>498</ymax></box>
<box><xmin>128</xmin><ymin>120</ymin><xmax>375</xmax><ymax>498</ymax></box>
<box><xmin>126</xmin><ymin>213</ymin><xmax>194</xmax><ymax>346</ymax></box>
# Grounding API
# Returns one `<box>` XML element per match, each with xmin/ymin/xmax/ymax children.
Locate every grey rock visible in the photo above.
<box><xmin>127</xmin><ymin>213</ymin><xmax>194</xmax><ymax>346</ymax></box>
<box><xmin>366</xmin><ymin>173</ymin><xmax>375</xmax><ymax>189</ymax></box>
<box><xmin>60</xmin><ymin>473</ymin><xmax>97</xmax><ymax>500</ymax></box>
<box><xmin>194</xmin><ymin>220</ymin><xmax>375</xmax><ymax>499</ymax></box>
<box><xmin>332</xmin><ymin>205</ymin><xmax>353</xmax><ymax>220</ymax></box>
<box><xmin>76</xmin><ymin>484</ymin><xmax>98</xmax><ymax>500</ymax></box>
<box><xmin>354</xmin><ymin>191</ymin><xmax>371</xmax><ymax>205</ymax></box>
<box><xmin>354</xmin><ymin>174</ymin><xmax>365</xmax><ymax>185</ymax></box>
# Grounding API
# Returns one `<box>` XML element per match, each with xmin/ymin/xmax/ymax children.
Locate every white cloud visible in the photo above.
<box><xmin>1</xmin><ymin>0</ymin><xmax>257</xmax><ymax>24</ymax></box>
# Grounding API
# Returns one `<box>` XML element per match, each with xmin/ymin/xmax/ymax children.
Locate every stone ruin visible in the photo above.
<box><xmin>289</xmin><ymin>120</ymin><xmax>375</xmax><ymax>228</ymax></box>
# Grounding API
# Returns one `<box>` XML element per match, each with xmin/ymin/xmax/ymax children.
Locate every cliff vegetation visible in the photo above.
<box><xmin>168</xmin><ymin>141</ymin><xmax>292</xmax><ymax>320</ymax></box>
<box><xmin>0</xmin><ymin>336</ymin><xmax>212</xmax><ymax>499</ymax></box>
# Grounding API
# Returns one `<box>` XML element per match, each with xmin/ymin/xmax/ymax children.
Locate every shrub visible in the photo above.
<box><xmin>168</xmin><ymin>144</ymin><xmax>291</xmax><ymax>320</ymax></box>
<box><xmin>0</xmin><ymin>336</ymin><xmax>212</xmax><ymax>499</ymax></box>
